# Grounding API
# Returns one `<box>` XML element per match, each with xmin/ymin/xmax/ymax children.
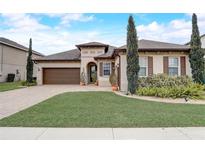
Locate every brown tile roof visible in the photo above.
<box><xmin>0</xmin><ymin>37</ymin><xmax>44</xmax><ymax>56</ymax></box>
<box><xmin>119</xmin><ymin>39</ymin><xmax>190</xmax><ymax>51</ymax></box>
<box><xmin>34</xmin><ymin>49</ymin><xmax>81</xmax><ymax>61</ymax></box>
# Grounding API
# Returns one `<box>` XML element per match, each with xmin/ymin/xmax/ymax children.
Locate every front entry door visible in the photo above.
<box><xmin>90</xmin><ymin>65</ymin><xmax>97</xmax><ymax>83</ymax></box>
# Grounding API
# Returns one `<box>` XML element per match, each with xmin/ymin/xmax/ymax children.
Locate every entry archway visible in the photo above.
<box><xmin>87</xmin><ymin>62</ymin><xmax>97</xmax><ymax>84</ymax></box>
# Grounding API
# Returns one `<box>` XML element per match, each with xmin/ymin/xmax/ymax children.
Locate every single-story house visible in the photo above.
<box><xmin>0</xmin><ymin>37</ymin><xmax>44</xmax><ymax>82</ymax></box>
<box><xmin>34</xmin><ymin>39</ymin><xmax>191</xmax><ymax>92</ymax></box>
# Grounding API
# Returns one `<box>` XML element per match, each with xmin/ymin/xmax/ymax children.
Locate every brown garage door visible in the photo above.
<box><xmin>43</xmin><ymin>68</ymin><xmax>80</xmax><ymax>84</ymax></box>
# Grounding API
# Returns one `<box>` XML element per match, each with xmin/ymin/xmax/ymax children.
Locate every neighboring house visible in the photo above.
<box><xmin>185</xmin><ymin>34</ymin><xmax>205</xmax><ymax>48</ymax></box>
<box><xmin>34</xmin><ymin>39</ymin><xmax>191</xmax><ymax>92</ymax></box>
<box><xmin>185</xmin><ymin>34</ymin><xmax>205</xmax><ymax>59</ymax></box>
<box><xmin>200</xmin><ymin>34</ymin><xmax>205</xmax><ymax>48</ymax></box>
<box><xmin>0</xmin><ymin>37</ymin><xmax>44</xmax><ymax>82</ymax></box>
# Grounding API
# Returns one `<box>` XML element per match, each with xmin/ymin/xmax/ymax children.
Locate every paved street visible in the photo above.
<box><xmin>0</xmin><ymin>85</ymin><xmax>111</xmax><ymax>119</ymax></box>
<box><xmin>1</xmin><ymin>127</ymin><xmax>205</xmax><ymax>140</ymax></box>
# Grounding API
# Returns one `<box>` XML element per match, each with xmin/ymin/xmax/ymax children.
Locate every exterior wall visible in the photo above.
<box><xmin>143</xmin><ymin>53</ymin><xmax>191</xmax><ymax>77</ymax></box>
<box><xmin>32</xmin><ymin>54</ymin><xmax>43</xmax><ymax>79</ymax></box>
<box><xmin>119</xmin><ymin>54</ymin><xmax>128</xmax><ymax>92</ymax></box>
<box><xmin>80</xmin><ymin>47</ymin><xmax>106</xmax><ymax>84</ymax></box>
<box><xmin>0</xmin><ymin>45</ymin><xmax>27</xmax><ymax>82</ymax></box>
<box><xmin>115</xmin><ymin>55</ymin><xmax>120</xmax><ymax>75</ymax></box>
<box><xmin>201</xmin><ymin>36</ymin><xmax>205</xmax><ymax>49</ymax></box>
<box><xmin>0</xmin><ymin>45</ymin><xmax>3</xmax><ymax>80</ymax></box>
<box><xmin>115</xmin><ymin>55</ymin><xmax>120</xmax><ymax>88</ymax></box>
<box><xmin>119</xmin><ymin>51</ymin><xmax>192</xmax><ymax>92</ymax></box>
<box><xmin>97</xmin><ymin>59</ymin><xmax>114</xmax><ymax>87</ymax></box>
<box><xmin>0</xmin><ymin>44</ymin><xmax>43</xmax><ymax>82</ymax></box>
<box><xmin>36</xmin><ymin>61</ymin><xmax>81</xmax><ymax>85</ymax></box>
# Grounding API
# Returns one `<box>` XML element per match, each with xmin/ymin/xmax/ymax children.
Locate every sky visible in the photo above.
<box><xmin>0</xmin><ymin>13</ymin><xmax>205</xmax><ymax>55</ymax></box>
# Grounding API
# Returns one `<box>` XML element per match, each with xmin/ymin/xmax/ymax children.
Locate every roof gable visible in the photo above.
<box><xmin>76</xmin><ymin>42</ymin><xmax>108</xmax><ymax>47</ymax></box>
<box><xmin>76</xmin><ymin>42</ymin><xmax>109</xmax><ymax>52</ymax></box>
<box><xmin>0</xmin><ymin>37</ymin><xmax>44</xmax><ymax>56</ymax></box>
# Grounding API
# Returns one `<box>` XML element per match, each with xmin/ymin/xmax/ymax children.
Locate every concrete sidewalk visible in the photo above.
<box><xmin>1</xmin><ymin>127</ymin><xmax>205</xmax><ymax>140</ymax></box>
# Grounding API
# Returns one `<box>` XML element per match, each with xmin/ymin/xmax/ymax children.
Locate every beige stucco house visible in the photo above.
<box><xmin>35</xmin><ymin>39</ymin><xmax>191</xmax><ymax>92</ymax></box>
<box><xmin>0</xmin><ymin>37</ymin><xmax>44</xmax><ymax>82</ymax></box>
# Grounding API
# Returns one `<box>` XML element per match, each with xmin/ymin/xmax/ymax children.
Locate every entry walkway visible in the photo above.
<box><xmin>1</xmin><ymin>127</ymin><xmax>205</xmax><ymax>140</ymax></box>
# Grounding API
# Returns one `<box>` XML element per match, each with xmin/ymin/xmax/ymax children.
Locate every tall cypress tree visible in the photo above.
<box><xmin>126</xmin><ymin>15</ymin><xmax>140</xmax><ymax>94</ymax></box>
<box><xmin>26</xmin><ymin>38</ymin><xmax>33</xmax><ymax>83</ymax></box>
<box><xmin>189</xmin><ymin>13</ymin><xmax>205</xmax><ymax>84</ymax></box>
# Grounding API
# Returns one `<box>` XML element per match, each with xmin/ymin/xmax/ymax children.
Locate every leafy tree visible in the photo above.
<box><xmin>26</xmin><ymin>38</ymin><xmax>33</xmax><ymax>83</ymax></box>
<box><xmin>189</xmin><ymin>13</ymin><xmax>205</xmax><ymax>84</ymax></box>
<box><xmin>126</xmin><ymin>15</ymin><xmax>140</xmax><ymax>94</ymax></box>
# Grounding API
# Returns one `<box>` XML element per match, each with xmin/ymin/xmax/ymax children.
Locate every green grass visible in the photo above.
<box><xmin>0</xmin><ymin>81</ymin><xmax>23</xmax><ymax>92</ymax></box>
<box><xmin>1</xmin><ymin>92</ymin><xmax>205</xmax><ymax>127</ymax></box>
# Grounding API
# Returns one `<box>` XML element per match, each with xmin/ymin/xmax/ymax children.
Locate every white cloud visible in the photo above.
<box><xmin>137</xmin><ymin>14</ymin><xmax>205</xmax><ymax>44</ymax></box>
<box><xmin>138</xmin><ymin>21</ymin><xmax>163</xmax><ymax>32</ymax></box>
<box><xmin>0</xmin><ymin>13</ymin><xmax>101</xmax><ymax>55</ymax></box>
<box><xmin>1</xmin><ymin>13</ymin><xmax>50</xmax><ymax>31</ymax></box>
<box><xmin>60</xmin><ymin>14</ymin><xmax>94</xmax><ymax>25</ymax></box>
<box><xmin>170</xmin><ymin>19</ymin><xmax>191</xmax><ymax>29</ymax></box>
<box><xmin>45</xmin><ymin>13</ymin><xmax>94</xmax><ymax>26</ymax></box>
<box><xmin>1</xmin><ymin>13</ymin><xmax>205</xmax><ymax>56</ymax></box>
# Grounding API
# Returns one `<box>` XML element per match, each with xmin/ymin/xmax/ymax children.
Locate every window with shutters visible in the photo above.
<box><xmin>139</xmin><ymin>57</ymin><xmax>148</xmax><ymax>77</ymax></box>
<box><xmin>103</xmin><ymin>62</ymin><xmax>111</xmax><ymax>76</ymax></box>
<box><xmin>168</xmin><ymin>57</ymin><xmax>179</xmax><ymax>76</ymax></box>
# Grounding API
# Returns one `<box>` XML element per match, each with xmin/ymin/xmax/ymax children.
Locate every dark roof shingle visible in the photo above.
<box><xmin>119</xmin><ymin>39</ymin><xmax>190</xmax><ymax>51</ymax></box>
<box><xmin>34</xmin><ymin>49</ymin><xmax>81</xmax><ymax>61</ymax></box>
<box><xmin>0</xmin><ymin>37</ymin><xmax>44</xmax><ymax>56</ymax></box>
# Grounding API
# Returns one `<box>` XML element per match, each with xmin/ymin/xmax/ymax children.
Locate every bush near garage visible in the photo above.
<box><xmin>21</xmin><ymin>80</ymin><xmax>37</xmax><ymax>87</ymax></box>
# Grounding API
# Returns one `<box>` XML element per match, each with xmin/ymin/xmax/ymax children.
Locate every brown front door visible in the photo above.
<box><xmin>43</xmin><ymin>68</ymin><xmax>80</xmax><ymax>84</ymax></box>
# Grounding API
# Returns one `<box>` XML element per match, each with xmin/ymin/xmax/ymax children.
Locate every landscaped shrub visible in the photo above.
<box><xmin>137</xmin><ymin>74</ymin><xmax>205</xmax><ymax>99</ymax></box>
<box><xmin>80</xmin><ymin>69</ymin><xmax>86</xmax><ymax>85</ymax></box>
<box><xmin>138</xmin><ymin>74</ymin><xmax>192</xmax><ymax>88</ymax></box>
<box><xmin>21</xmin><ymin>80</ymin><xmax>37</xmax><ymax>87</ymax></box>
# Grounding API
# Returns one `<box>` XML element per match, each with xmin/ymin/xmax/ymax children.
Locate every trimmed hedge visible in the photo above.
<box><xmin>137</xmin><ymin>74</ymin><xmax>205</xmax><ymax>99</ymax></box>
<box><xmin>138</xmin><ymin>74</ymin><xmax>192</xmax><ymax>88</ymax></box>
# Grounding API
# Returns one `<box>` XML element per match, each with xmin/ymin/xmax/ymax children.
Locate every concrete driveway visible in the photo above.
<box><xmin>0</xmin><ymin>85</ymin><xmax>111</xmax><ymax>119</ymax></box>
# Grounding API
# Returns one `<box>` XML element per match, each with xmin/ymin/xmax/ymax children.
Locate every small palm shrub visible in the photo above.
<box><xmin>80</xmin><ymin>70</ymin><xmax>86</xmax><ymax>85</ymax></box>
<box><xmin>137</xmin><ymin>74</ymin><xmax>205</xmax><ymax>99</ymax></box>
<box><xmin>109</xmin><ymin>71</ymin><xmax>117</xmax><ymax>86</ymax></box>
<box><xmin>91</xmin><ymin>72</ymin><xmax>97</xmax><ymax>83</ymax></box>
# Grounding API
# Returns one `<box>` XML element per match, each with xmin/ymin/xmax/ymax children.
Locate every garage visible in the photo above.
<box><xmin>43</xmin><ymin>68</ymin><xmax>80</xmax><ymax>84</ymax></box>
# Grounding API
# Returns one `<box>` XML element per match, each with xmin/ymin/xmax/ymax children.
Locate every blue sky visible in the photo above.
<box><xmin>0</xmin><ymin>13</ymin><xmax>205</xmax><ymax>55</ymax></box>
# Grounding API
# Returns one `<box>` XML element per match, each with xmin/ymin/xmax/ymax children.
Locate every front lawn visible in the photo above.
<box><xmin>1</xmin><ymin>92</ymin><xmax>205</xmax><ymax>127</ymax></box>
<box><xmin>0</xmin><ymin>81</ymin><xmax>23</xmax><ymax>92</ymax></box>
